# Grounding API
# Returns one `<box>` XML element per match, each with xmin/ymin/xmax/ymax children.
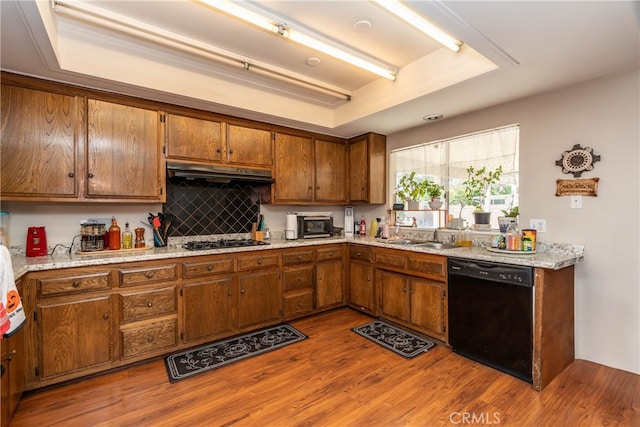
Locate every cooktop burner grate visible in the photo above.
<box><xmin>182</xmin><ymin>239</ymin><xmax>270</xmax><ymax>251</ymax></box>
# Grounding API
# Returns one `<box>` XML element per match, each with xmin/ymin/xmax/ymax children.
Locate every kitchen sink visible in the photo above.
<box><xmin>414</xmin><ymin>241</ymin><xmax>459</xmax><ymax>250</ymax></box>
<box><xmin>385</xmin><ymin>239</ymin><xmax>459</xmax><ymax>249</ymax></box>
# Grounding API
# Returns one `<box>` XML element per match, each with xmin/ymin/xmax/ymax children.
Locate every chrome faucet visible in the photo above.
<box><xmin>433</xmin><ymin>228</ymin><xmax>439</xmax><ymax>242</ymax></box>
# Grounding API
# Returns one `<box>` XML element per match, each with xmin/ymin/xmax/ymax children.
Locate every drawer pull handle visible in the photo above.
<box><xmin>103</xmin><ymin>313</ymin><xmax>109</xmax><ymax>320</ymax></box>
<box><xmin>147</xmin><ymin>302</ymin><xmax>153</xmax><ymax>308</ymax></box>
<box><xmin>145</xmin><ymin>272</ymin><xmax>155</xmax><ymax>279</ymax></box>
<box><xmin>147</xmin><ymin>336</ymin><xmax>154</xmax><ymax>343</ymax></box>
<box><xmin>356</xmin><ymin>252</ymin><xmax>362</xmax><ymax>256</ymax></box>
<box><xmin>72</xmin><ymin>281</ymin><xmax>80</xmax><ymax>288</ymax></box>
<box><xmin>207</xmin><ymin>265</ymin><xmax>213</xmax><ymax>271</ymax></box>
<box><xmin>257</xmin><ymin>259</ymin><xmax>263</xmax><ymax>265</ymax></box>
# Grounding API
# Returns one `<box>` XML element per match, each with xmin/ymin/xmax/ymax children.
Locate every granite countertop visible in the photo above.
<box><xmin>10</xmin><ymin>235</ymin><xmax>584</xmax><ymax>280</ymax></box>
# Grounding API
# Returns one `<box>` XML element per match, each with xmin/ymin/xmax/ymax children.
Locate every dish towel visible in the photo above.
<box><xmin>0</xmin><ymin>245</ymin><xmax>26</xmax><ymax>338</ymax></box>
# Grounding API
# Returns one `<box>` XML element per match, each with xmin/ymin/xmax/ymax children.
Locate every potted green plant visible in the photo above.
<box><xmin>498</xmin><ymin>205</ymin><xmax>519</xmax><ymax>232</ymax></box>
<box><xmin>461</xmin><ymin>165</ymin><xmax>503</xmax><ymax>225</ymax></box>
<box><xmin>426</xmin><ymin>181</ymin><xmax>445</xmax><ymax>210</ymax></box>
<box><xmin>396</xmin><ymin>171</ymin><xmax>429</xmax><ymax>210</ymax></box>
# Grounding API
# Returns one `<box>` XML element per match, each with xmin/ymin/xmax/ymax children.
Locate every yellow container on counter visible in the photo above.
<box><xmin>522</xmin><ymin>229</ymin><xmax>537</xmax><ymax>251</ymax></box>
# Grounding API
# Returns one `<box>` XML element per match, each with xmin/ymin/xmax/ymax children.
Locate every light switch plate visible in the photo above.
<box><xmin>529</xmin><ymin>219</ymin><xmax>546</xmax><ymax>233</ymax></box>
<box><xmin>570</xmin><ymin>196</ymin><xmax>583</xmax><ymax>209</ymax></box>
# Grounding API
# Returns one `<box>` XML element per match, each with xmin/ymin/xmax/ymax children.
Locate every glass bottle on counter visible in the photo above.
<box><xmin>108</xmin><ymin>217</ymin><xmax>121</xmax><ymax>250</ymax></box>
<box><xmin>122</xmin><ymin>222</ymin><xmax>133</xmax><ymax>249</ymax></box>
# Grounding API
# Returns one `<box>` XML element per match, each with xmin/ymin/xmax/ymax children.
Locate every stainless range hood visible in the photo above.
<box><xmin>167</xmin><ymin>162</ymin><xmax>274</xmax><ymax>184</ymax></box>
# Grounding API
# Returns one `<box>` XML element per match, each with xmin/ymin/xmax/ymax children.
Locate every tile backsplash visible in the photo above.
<box><xmin>163</xmin><ymin>177</ymin><xmax>265</xmax><ymax>237</ymax></box>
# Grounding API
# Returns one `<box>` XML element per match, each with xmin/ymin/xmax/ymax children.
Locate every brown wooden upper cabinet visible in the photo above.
<box><xmin>273</xmin><ymin>132</ymin><xmax>347</xmax><ymax>204</ymax></box>
<box><xmin>226</xmin><ymin>123</ymin><xmax>272</xmax><ymax>168</ymax></box>
<box><xmin>86</xmin><ymin>99</ymin><xmax>165</xmax><ymax>202</ymax></box>
<box><xmin>165</xmin><ymin>113</ymin><xmax>224</xmax><ymax>163</ymax></box>
<box><xmin>348</xmin><ymin>133</ymin><xmax>386</xmax><ymax>204</ymax></box>
<box><xmin>165</xmin><ymin>115</ymin><xmax>272</xmax><ymax>169</ymax></box>
<box><xmin>1</xmin><ymin>84</ymin><xmax>83</xmax><ymax>200</ymax></box>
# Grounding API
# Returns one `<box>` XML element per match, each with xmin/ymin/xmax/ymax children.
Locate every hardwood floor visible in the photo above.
<box><xmin>10</xmin><ymin>308</ymin><xmax>640</xmax><ymax>427</ymax></box>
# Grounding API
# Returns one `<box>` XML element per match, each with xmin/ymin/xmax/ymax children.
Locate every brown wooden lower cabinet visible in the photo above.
<box><xmin>182</xmin><ymin>276</ymin><xmax>234</xmax><ymax>343</ymax></box>
<box><xmin>1</xmin><ymin>309</ymin><xmax>25</xmax><ymax>426</ymax></box>
<box><xmin>16</xmin><ymin>242</ymin><xmax>574</xmax><ymax>395</ymax></box>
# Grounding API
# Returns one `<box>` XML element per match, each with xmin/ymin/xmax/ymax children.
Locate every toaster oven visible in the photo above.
<box><xmin>297</xmin><ymin>216</ymin><xmax>333</xmax><ymax>239</ymax></box>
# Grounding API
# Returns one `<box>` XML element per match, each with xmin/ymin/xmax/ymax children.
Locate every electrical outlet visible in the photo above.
<box><xmin>529</xmin><ymin>219</ymin><xmax>546</xmax><ymax>233</ymax></box>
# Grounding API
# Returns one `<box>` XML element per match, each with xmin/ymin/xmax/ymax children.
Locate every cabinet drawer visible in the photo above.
<box><xmin>183</xmin><ymin>257</ymin><xmax>234</xmax><ymax>278</ymax></box>
<box><xmin>349</xmin><ymin>245</ymin><xmax>372</xmax><ymax>262</ymax></box>
<box><xmin>375</xmin><ymin>249</ymin><xmax>406</xmax><ymax>269</ymax></box>
<box><xmin>120</xmin><ymin>287</ymin><xmax>177</xmax><ymax>323</ymax></box>
<box><xmin>282</xmin><ymin>249</ymin><xmax>314</xmax><ymax>265</ymax></box>
<box><xmin>283</xmin><ymin>290</ymin><xmax>314</xmax><ymax>318</ymax></box>
<box><xmin>283</xmin><ymin>265</ymin><xmax>314</xmax><ymax>291</ymax></box>
<box><xmin>237</xmin><ymin>253</ymin><xmax>279</xmax><ymax>271</ymax></box>
<box><xmin>316</xmin><ymin>245</ymin><xmax>344</xmax><ymax>262</ymax></box>
<box><xmin>121</xmin><ymin>318</ymin><xmax>177</xmax><ymax>358</ymax></box>
<box><xmin>38</xmin><ymin>272</ymin><xmax>112</xmax><ymax>297</ymax></box>
<box><xmin>406</xmin><ymin>253</ymin><xmax>447</xmax><ymax>278</ymax></box>
<box><xmin>120</xmin><ymin>265</ymin><xmax>178</xmax><ymax>287</ymax></box>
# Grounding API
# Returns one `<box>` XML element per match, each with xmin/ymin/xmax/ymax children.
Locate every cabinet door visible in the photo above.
<box><xmin>348</xmin><ymin>261</ymin><xmax>375</xmax><ymax>314</ymax></box>
<box><xmin>0</xmin><ymin>326</ymin><xmax>24</xmax><ymax>426</ymax></box>
<box><xmin>0</xmin><ymin>84</ymin><xmax>81</xmax><ymax>199</ymax></box>
<box><xmin>316</xmin><ymin>259</ymin><xmax>344</xmax><ymax>309</ymax></box>
<box><xmin>348</xmin><ymin>133</ymin><xmax>386</xmax><ymax>204</ymax></box>
<box><xmin>379</xmin><ymin>270</ymin><xmax>410</xmax><ymax>323</ymax></box>
<box><xmin>274</xmin><ymin>132</ymin><xmax>314</xmax><ymax>203</ymax></box>
<box><xmin>227</xmin><ymin>124</ymin><xmax>272</xmax><ymax>168</ymax></box>
<box><xmin>86</xmin><ymin>99</ymin><xmax>163</xmax><ymax>200</ymax></box>
<box><xmin>183</xmin><ymin>277</ymin><xmax>234</xmax><ymax>343</ymax></box>
<box><xmin>166</xmin><ymin>113</ymin><xmax>223</xmax><ymax>162</ymax></box>
<box><xmin>348</xmin><ymin>135</ymin><xmax>368</xmax><ymax>203</ymax></box>
<box><xmin>237</xmin><ymin>270</ymin><xmax>281</xmax><ymax>330</ymax></box>
<box><xmin>315</xmin><ymin>139</ymin><xmax>347</xmax><ymax>203</ymax></box>
<box><xmin>37</xmin><ymin>295</ymin><xmax>114</xmax><ymax>378</ymax></box>
<box><xmin>410</xmin><ymin>277</ymin><xmax>446</xmax><ymax>339</ymax></box>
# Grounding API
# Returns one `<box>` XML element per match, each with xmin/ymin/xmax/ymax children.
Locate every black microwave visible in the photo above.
<box><xmin>297</xmin><ymin>216</ymin><xmax>333</xmax><ymax>239</ymax></box>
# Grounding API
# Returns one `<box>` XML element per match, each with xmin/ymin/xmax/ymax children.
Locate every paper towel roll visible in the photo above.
<box><xmin>285</xmin><ymin>214</ymin><xmax>297</xmax><ymax>239</ymax></box>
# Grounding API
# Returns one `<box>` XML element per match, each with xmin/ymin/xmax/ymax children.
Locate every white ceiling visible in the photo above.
<box><xmin>1</xmin><ymin>1</ymin><xmax>638</xmax><ymax>138</ymax></box>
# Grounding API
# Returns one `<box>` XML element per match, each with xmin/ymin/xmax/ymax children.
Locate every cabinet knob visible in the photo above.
<box><xmin>229</xmin><ymin>149</ymin><xmax>234</xmax><ymax>155</ymax></box>
<box><xmin>102</xmin><ymin>313</ymin><xmax>109</xmax><ymax>320</ymax></box>
<box><xmin>207</xmin><ymin>265</ymin><xmax>214</xmax><ymax>271</ymax></box>
<box><xmin>318</xmin><ymin>275</ymin><xmax>323</xmax><ymax>280</ymax></box>
<box><xmin>367</xmin><ymin>277</ymin><xmax>371</xmax><ymax>282</ymax></box>
<box><xmin>72</xmin><ymin>281</ymin><xmax>80</xmax><ymax>288</ymax></box>
<box><xmin>88</xmin><ymin>173</ymin><xmax>94</xmax><ymax>178</ymax></box>
<box><xmin>147</xmin><ymin>301</ymin><xmax>153</xmax><ymax>307</ymax></box>
<box><xmin>240</xmin><ymin>288</ymin><xmax>245</xmax><ymax>294</ymax></box>
<box><xmin>297</xmin><ymin>276</ymin><xmax>302</xmax><ymax>281</ymax></box>
<box><xmin>216</xmin><ymin>148</ymin><xmax>221</xmax><ymax>153</ymax></box>
<box><xmin>298</xmin><ymin>302</ymin><xmax>303</xmax><ymax>307</ymax></box>
<box><xmin>228</xmin><ymin>290</ymin><xmax>232</xmax><ymax>296</ymax></box>
<box><xmin>316</xmin><ymin>187</ymin><xmax>320</xmax><ymax>190</ymax></box>
<box><xmin>403</xmin><ymin>287</ymin><xmax>407</xmax><ymax>293</ymax></box>
<box><xmin>68</xmin><ymin>172</ymin><xmax>75</xmax><ymax>178</ymax></box>
<box><xmin>297</xmin><ymin>255</ymin><xmax>302</xmax><ymax>260</ymax></box>
<box><xmin>257</xmin><ymin>259</ymin><xmax>263</xmax><ymax>265</ymax></box>
<box><xmin>147</xmin><ymin>336</ymin><xmax>154</xmax><ymax>343</ymax></box>
<box><xmin>145</xmin><ymin>272</ymin><xmax>155</xmax><ymax>279</ymax></box>
<box><xmin>329</xmin><ymin>251</ymin><xmax>334</xmax><ymax>256</ymax></box>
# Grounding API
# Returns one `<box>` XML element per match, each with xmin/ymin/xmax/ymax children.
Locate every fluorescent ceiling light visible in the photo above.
<box><xmin>197</xmin><ymin>0</ymin><xmax>397</xmax><ymax>81</ymax></box>
<box><xmin>371</xmin><ymin>0</ymin><xmax>462</xmax><ymax>52</ymax></box>
<box><xmin>51</xmin><ymin>0</ymin><xmax>352</xmax><ymax>101</ymax></box>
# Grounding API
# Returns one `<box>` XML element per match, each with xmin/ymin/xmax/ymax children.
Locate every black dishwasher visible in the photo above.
<box><xmin>448</xmin><ymin>258</ymin><xmax>533</xmax><ymax>383</ymax></box>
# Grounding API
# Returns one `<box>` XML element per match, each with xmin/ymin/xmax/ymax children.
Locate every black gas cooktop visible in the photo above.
<box><xmin>182</xmin><ymin>239</ymin><xmax>270</xmax><ymax>251</ymax></box>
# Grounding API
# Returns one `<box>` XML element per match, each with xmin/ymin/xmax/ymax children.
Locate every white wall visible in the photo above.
<box><xmin>386</xmin><ymin>69</ymin><xmax>640</xmax><ymax>374</ymax></box>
